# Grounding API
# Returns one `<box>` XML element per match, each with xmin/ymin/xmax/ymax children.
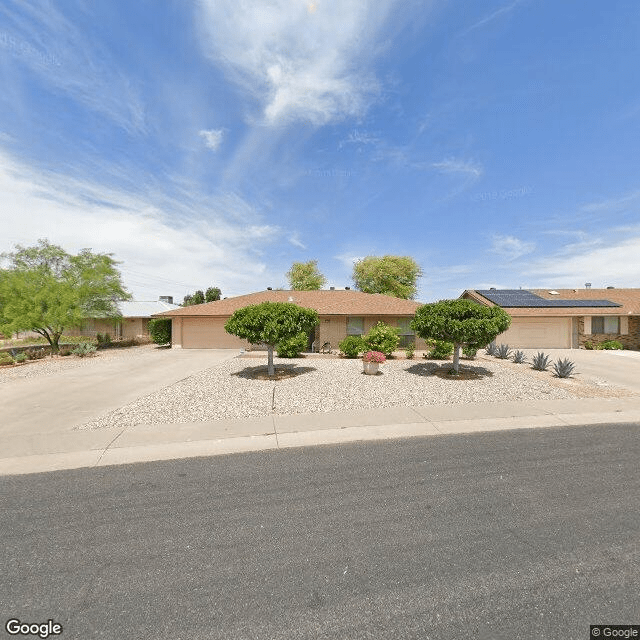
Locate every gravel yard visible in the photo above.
<box><xmin>78</xmin><ymin>354</ymin><xmax>625</xmax><ymax>430</ymax></box>
<box><xmin>0</xmin><ymin>344</ymin><xmax>158</xmax><ymax>382</ymax></box>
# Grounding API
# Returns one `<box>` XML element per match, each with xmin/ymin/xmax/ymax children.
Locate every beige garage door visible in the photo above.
<box><xmin>497</xmin><ymin>317</ymin><xmax>571</xmax><ymax>349</ymax></box>
<box><xmin>182</xmin><ymin>318</ymin><xmax>249</xmax><ymax>349</ymax></box>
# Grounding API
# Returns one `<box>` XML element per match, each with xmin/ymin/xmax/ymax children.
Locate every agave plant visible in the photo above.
<box><xmin>553</xmin><ymin>358</ymin><xmax>576</xmax><ymax>378</ymax></box>
<box><xmin>485</xmin><ymin>342</ymin><xmax>497</xmax><ymax>356</ymax></box>
<box><xmin>495</xmin><ymin>343</ymin><xmax>512</xmax><ymax>359</ymax></box>
<box><xmin>531</xmin><ymin>352</ymin><xmax>551</xmax><ymax>371</ymax></box>
<box><xmin>512</xmin><ymin>350</ymin><xmax>527</xmax><ymax>364</ymax></box>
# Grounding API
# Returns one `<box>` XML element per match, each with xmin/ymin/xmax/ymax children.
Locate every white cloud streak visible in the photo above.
<box><xmin>432</xmin><ymin>158</ymin><xmax>483</xmax><ymax>178</ymax></box>
<box><xmin>491</xmin><ymin>234</ymin><xmax>535</xmax><ymax>260</ymax></box>
<box><xmin>0</xmin><ymin>149</ymin><xmax>287</xmax><ymax>298</ymax></box>
<box><xmin>199</xmin><ymin>129</ymin><xmax>224</xmax><ymax>151</ymax></box>
<box><xmin>196</xmin><ymin>0</ymin><xmax>401</xmax><ymax>126</ymax></box>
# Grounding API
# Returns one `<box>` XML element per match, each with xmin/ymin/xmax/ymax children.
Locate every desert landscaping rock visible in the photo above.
<box><xmin>78</xmin><ymin>355</ymin><xmax>619</xmax><ymax>430</ymax></box>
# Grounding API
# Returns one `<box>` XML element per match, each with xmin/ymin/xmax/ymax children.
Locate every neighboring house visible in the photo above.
<box><xmin>72</xmin><ymin>297</ymin><xmax>180</xmax><ymax>340</ymax></box>
<box><xmin>155</xmin><ymin>289</ymin><xmax>428</xmax><ymax>350</ymax></box>
<box><xmin>462</xmin><ymin>288</ymin><xmax>640</xmax><ymax>349</ymax></box>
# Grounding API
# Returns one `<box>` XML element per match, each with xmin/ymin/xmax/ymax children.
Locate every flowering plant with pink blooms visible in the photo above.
<box><xmin>362</xmin><ymin>350</ymin><xmax>386</xmax><ymax>364</ymax></box>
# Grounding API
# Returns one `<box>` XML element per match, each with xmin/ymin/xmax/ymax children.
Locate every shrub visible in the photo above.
<box><xmin>0</xmin><ymin>352</ymin><xmax>14</xmax><ymax>365</ymax></box>
<box><xmin>25</xmin><ymin>347</ymin><xmax>47</xmax><ymax>360</ymax></box>
<box><xmin>584</xmin><ymin>340</ymin><xmax>595</xmax><ymax>350</ymax></box>
<box><xmin>553</xmin><ymin>358</ymin><xmax>576</xmax><ymax>378</ymax></box>
<box><xmin>13</xmin><ymin>352</ymin><xmax>27</xmax><ymax>363</ymax></box>
<box><xmin>339</xmin><ymin>335</ymin><xmax>365</xmax><ymax>358</ymax></box>
<box><xmin>512</xmin><ymin>350</ymin><xmax>527</xmax><ymax>364</ymax></box>
<box><xmin>72</xmin><ymin>342</ymin><xmax>97</xmax><ymax>358</ymax></box>
<box><xmin>277</xmin><ymin>332</ymin><xmax>308</xmax><ymax>358</ymax></box>
<box><xmin>462</xmin><ymin>345</ymin><xmax>478</xmax><ymax>359</ymax></box>
<box><xmin>95</xmin><ymin>333</ymin><xmax>103</xmax><ymax>344</ymax></box>
<box><xmin>599</xmin><ymin>340</ymin><xmax>623</xmax><ymax>350</ymax></box>
<box><xmin>362</xmin><ymin>322</ymin><xmax>400</xmax><ymax>356</ymax></box>
<box><xmin>495</xmin><ymin>344</ymin><xmax>512</xmax><ymax>359</ymax></box>
<box><xmin>59</xmin><ymin>347</ymin><xmax>73</xmax><ymax>356</ymax></box>
<box><xmin>405</xmin><ymin>343</ymin><xmax>415</xmax><ymax>359</ymax></box>
<box><xmin>531</xmin><ymin>352</ymin><xmax>551</xmax><ymax>371</ymax></box>
<box><xmin>426</xmin><ymin>340</ymin><xmax>454</xmax><ymax>359</ymax></box>
<box><xmin>149</xmin><ymin>318</ymin><xmax>172</xmax><ymax>345</ymax></box>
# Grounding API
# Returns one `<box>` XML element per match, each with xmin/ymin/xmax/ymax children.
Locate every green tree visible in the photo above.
<box><xmin>362</xmin><ymin>321</ymin><xmax>400</xmax><ymax>356</ymax></box>
<box><xmin>205</xmin><ymin>287</ymin><xmax>221</xmax><ymax>302</ymax></box>
<box><xmin>0</xmin><ymin>239</ymin><xmax>130</xmax><ymax>353</ymax></box>
<box><xmin>191</xmin><ymin>290</ymin><xmax>205</xmax><ymax>305</ymax></box>
<box><xmin>411</xmin><ymin>299</ymin><xmax>511</xmax><ymax>373</ymax></box>
<box><xmin>225</xmin><ymin>302</ymin><xmax>319</xmax><ymax>376</ymax></box>
<box><xmin>182</xmin><ymin>294</ymin><xmax>193</xmax><ymax>306</ymax></box>
<box><xmin>148</xmin><ymin>318</ymin><xmax>172</xmax><ymax>345</ymax></box>
<box><xmin>352</xmin><ymin>255</ymin><xmax>422</xmax><ymax>299</ymax></box>
<box><xmin>286</xmin><ymin>260</ymin><xmax>326</xmax><ymax>290</ymax></box>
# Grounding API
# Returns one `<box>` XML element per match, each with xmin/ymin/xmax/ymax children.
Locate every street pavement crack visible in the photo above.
<box><xmin>94</xmin><ymin>427</ymin><xmax>127</xmax><ymax>466</ymax></box>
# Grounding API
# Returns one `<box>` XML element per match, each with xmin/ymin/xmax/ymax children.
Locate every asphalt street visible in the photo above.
<box><xmin>1</xmin><ymin>423</ymin><xmax>639</xmax><ymax>640</ymax></box>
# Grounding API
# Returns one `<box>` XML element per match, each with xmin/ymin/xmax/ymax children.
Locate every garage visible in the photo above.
<box><xmin>181</xmin><ymin>318</ymin><xmax>248</xmax><ymax>349</ymax></box>
<box><xmin>496</xmin><ymin>317</ymin><xmax>572</xmax><ymax>349</ymax></box>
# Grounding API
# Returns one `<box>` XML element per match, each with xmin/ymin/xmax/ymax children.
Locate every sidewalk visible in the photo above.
<box><xmin>2</xmin><ymin>396</ymin><xmax>639</xmax><ymax>476</ymax></box>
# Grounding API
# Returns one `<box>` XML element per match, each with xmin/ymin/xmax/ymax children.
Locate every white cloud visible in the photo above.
<box><xmin>491</xmin><ymin>234</ymin><xmax>535</xmax><ymax>260</ymax></box>
<box><xmin>0</xmin><ymin>149</ymin><xmax>285</xmax><ymax>299</ymax></box>
<box><xmin>1</xmin><ymin>2</ymin><xmax>145</xmax><ymax>133</ymax></box>
<box><xmin>288</xmin><ymin>232</ymin><xmax>306</xmax><ymax>250</ymax></box>
<box><xmin>199</xmin><ymin>129</ymin><xmax>224</xmax><ymax>151</ymax></box>
<box><xmin>460</xmin><ymin>0</ymin><xmax>523</xmax><ymax>37</ymax></box>
<box><xmin>432</xmin><ymin>158</ymin><xmax>483</xmax><ymax>178</ymax></box>
<box><xmin>529</xmin><ymin>231</ymin><xmax>640</xmax><ymax>288</ymax></box>
<box><xmin>196</xmin><ymin>0</ymin><xmax>401</xmax><ymax>125</ymax></box>
<box><xmin>334</xmin><ymin>253</ymin><xmax>362</xmax><ymax>270</ymax></box>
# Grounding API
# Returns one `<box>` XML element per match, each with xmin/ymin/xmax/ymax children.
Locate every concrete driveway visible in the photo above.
<box><xmin>514</xmin><ymin>348</ymin><xmax>640</xmax><ymax>393</ymax></box>
<box><xmin>0</xmin><ymin>347</ymin><xmax>240</xmax><ymax>437</ymax></box>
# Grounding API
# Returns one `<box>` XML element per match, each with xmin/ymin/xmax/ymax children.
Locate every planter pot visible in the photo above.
<box><xmin>363</xmin><ymin>361</ymin><xmax>380</xmax><ymax>375</ymax></box>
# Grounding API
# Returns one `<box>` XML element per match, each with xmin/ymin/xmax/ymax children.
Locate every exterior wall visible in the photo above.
<box><xmin>317</xmin><ymin>315</ymin><xmax>427</xmax><ymax>351</ymax></box>
<box><xmin>172</xmin><ymin>317</ymin><xmax>183</xmax><ymax>348</ymax></box>
<box><xmin>578</xmin><ymin>316</ymin><xmax>640</xmax><ymax>350</ymax></box>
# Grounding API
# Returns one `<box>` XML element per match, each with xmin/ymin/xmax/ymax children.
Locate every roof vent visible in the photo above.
<box><xmin>159</xmin><ymin>296</ymin><xmax>173</xmax><ymax>304</ymax></box>
<box><xmin>548</xmin><ymin>290</ymin><xmax>559</xmax><ymax>295</ymax></box>
<box><xmin>329</xmin><ymin>286</ymin><xmax>335</xmax><ymax>290</ymax></box>
<box><xmin>585</xmin><ymin>283</ymin><xmax>591</xmax><ymax>289</ymax></box>
<box><xmin>606</xmin><ymin>286</ymin><xmax>615</xmax><ymax>289</ymax></box>
<box><xmin>267</xmin><ymin>287</ymin><xmax>272</xmax><ymax>290</ymax></box>
<box><xmin>345</xmin><ymin>286</ymin><xmax>350</xmax><ymax>290</ymax></box>
<box><xmin>489</xmin><ymin>287</ymin><xmax>496</xmax><ymax>290</ymax></box>
<box><xmin>287</xmin><ymin>296</ymin><xmax>293</xmax><ymax>302</ymax></box>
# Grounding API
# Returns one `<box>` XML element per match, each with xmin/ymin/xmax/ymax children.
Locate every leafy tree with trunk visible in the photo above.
<box><xmin>225</xmin><ymin>302</ymin><xmax>319</xmax><ymax>376</ymax></box>
<box><xmin>148</xmin><ymin>318</ymin><xmax>172</xmax><ymax>345</ymax></box>
<box><xmin>411</xmin><ymin>299</ymin><xmax>511</xmax><ymax>373</ymax></box>
<box><xmin>205</xmin><ymin>287</ymin><xmax>221</xmax><ymax>302</ymax></box>
<box><xmin>0</xmin><ymin>239</ymin><xmax>130</xmax><ymax>354</ymax></box>
<box><xmin>352</xmin><ymin>255</ymin><xmax>422</xmax><ymax>299</ymax></box>
<box><xmin>286</xmin><ymin>260</ymin><xmax>326</xmax><ymax>290</ymax></box>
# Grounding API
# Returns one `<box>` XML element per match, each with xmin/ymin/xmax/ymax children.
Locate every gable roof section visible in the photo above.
<box><xmin>156</xmin><ymin>290</ymin><xmax>423</xmax><ymax>317</ymax></box>
<box><xmin>463</xmin><ymin>289</ymin><xmax>639</xmax><ymax>316</ymax></box>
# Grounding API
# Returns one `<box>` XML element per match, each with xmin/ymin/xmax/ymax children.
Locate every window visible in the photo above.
<box><xmin>591</xmin><ymin>316</ymin><xmax>619</xmax><ymax>334</ymax></box>
<box><xmin>397</xmin><ymin>317</ymin><xmax>415</xmax><ymax>348</ymax></box>
<box><xmin>347</xmin><ymin>316</ymin><xmax>364</xmax><ymax>336</ymax></box>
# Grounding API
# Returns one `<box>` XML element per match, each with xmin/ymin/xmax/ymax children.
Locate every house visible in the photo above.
<box><xmin>462</xmin><ymin>288</ymin><xmax>640</xmax><ymax>349</ymax></box>
<box><xmin>72</xmin><ymin>296</ymin><xmax>180</xmax><ymax>340</ymax></box>
<box><xmin>155</xmin><ymin>289</ymin><xmax>428</xmax><ymax>350</ymax></box>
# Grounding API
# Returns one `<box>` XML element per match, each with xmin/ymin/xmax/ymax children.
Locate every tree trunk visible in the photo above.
<box><xmin>51</xmin><ymin>332</ymin><xmax>62</xmax><ymax>355</ymax></box>
<box><xmin>267</xmin><ymin>345</ymin><xmax>275</xmax><ymax>376</ymax></box>
<box><xmin>452</xmin><ymin>344</ymin><xmax>461</xmax><ymax>373</ymax></box>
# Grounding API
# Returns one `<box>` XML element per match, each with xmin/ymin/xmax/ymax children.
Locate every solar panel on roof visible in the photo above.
<box><xmin>476</xmin><ymin>290</ymin><xmax>621</xmax><ymax>308</ymax></box>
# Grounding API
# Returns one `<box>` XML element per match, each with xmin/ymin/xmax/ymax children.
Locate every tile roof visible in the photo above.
<box><xmin>463</xmin><ymin>289</ymin><xmax>640</xmax><ymax>316</ymax></box>
<box><xmin>155</xmin><ymin>289</ymin><xmax>423</xmax><ymax>317</ymax></box>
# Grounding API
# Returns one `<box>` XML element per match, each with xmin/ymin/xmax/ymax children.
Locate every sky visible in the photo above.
<box><xmin>1</xmin><ymin>0</ymin><xmax>639</xmax><ymax>303</ymax></box>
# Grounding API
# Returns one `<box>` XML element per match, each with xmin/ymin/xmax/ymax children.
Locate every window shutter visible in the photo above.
<box><xmin>620</xmin><ymin>316</ymin><xmax>629</xmax><ymax>335</ymax></box>
<box><xmin>584</xmin><ymin>317</ymin><xmax>591</xmax><ymax>335</ymax></box>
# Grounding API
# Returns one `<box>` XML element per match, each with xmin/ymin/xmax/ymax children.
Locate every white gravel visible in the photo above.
<box><xmin>0</xmin><ymin>344</ymin><xmax>157</xmax><ymax>382</ymax></box>
<box><xmin>79</xmin><ymin>355</ymin><xmax>591</xmax><ymax>430</ymax></box>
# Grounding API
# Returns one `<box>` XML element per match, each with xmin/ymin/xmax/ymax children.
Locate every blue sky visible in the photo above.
<box><xmin>1</xmin><ymin>0</ymin><xmax>639</xmax><ymax>302</ymax></box>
